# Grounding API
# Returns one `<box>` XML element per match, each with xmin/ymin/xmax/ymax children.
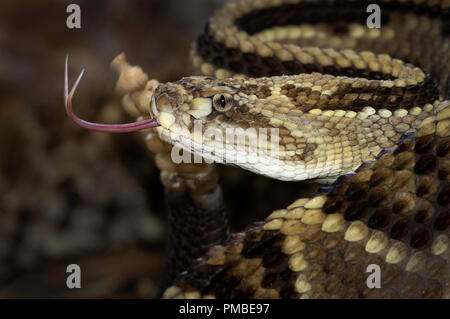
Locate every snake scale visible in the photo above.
<box><xmin>65</xmin><ymin>0</ymin><xmax>449</xmax><ymax>298</ymax></box>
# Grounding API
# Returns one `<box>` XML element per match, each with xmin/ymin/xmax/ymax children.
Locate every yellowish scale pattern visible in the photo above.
<box><xmin>62</xmin><ymin>0</ymin><xmax>450</xmax><ymax>299</ymax></box>
<box><xmin>141</xmin><ymin>0</ymin><xmax>446</xmax><ymax>182</ymax></box>
<box><xmin>114</xmin><ymin>0</ymin><xmax>449</xmax><ymax>298</ymax></box>
<box><xmin>163</xmin><ymin>100</ymin><xmax>449</xmax><ymax>299</ymax></box>
<box><xmin>150</xmin><ymin>73</ymin><xmax>438</xmax><ymax>181</ymax></box>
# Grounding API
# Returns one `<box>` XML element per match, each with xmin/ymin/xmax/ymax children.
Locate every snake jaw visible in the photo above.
<box><xmin>152</xmin><ymin>84</ymin><xmax>185</xmax><ymax>129</ymax></box>
<box><xmin>152</xmin><ymin>76</ymin><xmax>240</xmax><ymax>127</ymax></box>
<box><xmin>151</xmin><ymin>95</ymin><xmax>159</xmax><ymax>117</ymax></box>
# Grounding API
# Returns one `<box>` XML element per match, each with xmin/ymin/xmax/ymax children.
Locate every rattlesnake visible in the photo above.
<box><xmin>65</xmin><ymin>0</ymin><xmax>449</xmax><ymax>298</ymax></box>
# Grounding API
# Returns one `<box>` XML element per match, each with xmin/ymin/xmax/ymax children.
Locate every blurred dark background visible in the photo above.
<box><xmin>0</xmin><ymin>0</ymin><xmax>317</xmax><ymax>298</ymax></box>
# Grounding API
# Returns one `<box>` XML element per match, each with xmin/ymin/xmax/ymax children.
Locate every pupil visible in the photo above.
<box><xmin>220</xmin><ymin>95</ymin><xmax>226</xmax><ymax>107</ymax></box>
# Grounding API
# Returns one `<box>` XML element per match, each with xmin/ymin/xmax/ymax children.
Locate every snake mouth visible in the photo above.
<box><xmin>151</xmin><ymin>95</ymin><xmax>159</xmax><ymax>118</ymax></box>
<box><xmin>151</xmin><ymin>85</ymin><xmax>180</xmax><ymax>131</ymax></box>
<box><xmin>151</xmin><ymin>81</ymin><xmax>216</xmax><ymax>135</ymax></box>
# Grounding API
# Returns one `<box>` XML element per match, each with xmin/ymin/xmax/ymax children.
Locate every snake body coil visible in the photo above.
<box><xmin>146</xmin><ymin>0</ymin><xmax>450</xmax><ymax>299</ymax></box>
<box><xmin>64</xmin><ymin>0</ymin><xmax>450</xmax><ymax>299</ymax></box>
<box><xmin>150</xmin><ymin>0</ymin><xmax>448</xmax><ymax>182</ymax></box>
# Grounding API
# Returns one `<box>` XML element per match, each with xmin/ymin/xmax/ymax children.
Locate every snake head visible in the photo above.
<box><xmin>150</xmin><ymin>76</ymin><xmax>293</xmax><ymax>180</ymax></box>
<box><xmin>150</xmin><ymin>76</ymin><xmax>240</xmax><ymax>141</ymax></box>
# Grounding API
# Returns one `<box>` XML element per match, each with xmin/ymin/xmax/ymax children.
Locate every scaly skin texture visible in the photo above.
<box><xmin>138</xmin><ymin>0</ymin><xmax>449</xmax><ymax>298</ymax></box>
<box><xmin>151</xmin><ymin>74</ymin><xmax>438</xmax><ymax>181</ymax></box>
<box><xmin>163</xmin><ymin>100</ymin><xmax>449</xmax><ymax>299</ymax></box>
<box><xmin>160</xmin><ymin>185</ymin><xmax>228</xmax><ymax>294</ymax></box>
<box><xmin>145</xmin><ymin>0</ymin><xmax>448</xmax><ymax>181</ymax></box>
<box><xmin>60</xmin><ymin>0</ymin><xmax>449</xmax><ymax>298</ymax></box>
<box><xmin>99</xmin><ymin>0</ymin><xmax>450</xmax><ymax>298</ymax></box>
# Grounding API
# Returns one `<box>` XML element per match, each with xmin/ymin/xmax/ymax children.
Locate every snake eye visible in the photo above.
<box><xmin>219</xmin><ymin>95</ymin><xmax>226</xmax><ymax>107</ymax></box>
<box><xmin>213</xmin><ymin>93</ymin><xmax>233</xmax><ymax>112</ymax></box>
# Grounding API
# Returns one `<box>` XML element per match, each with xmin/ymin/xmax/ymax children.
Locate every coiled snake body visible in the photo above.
<box><xmin>65</xmin><ymin>0</ymin><xmax>449</xmax><ymax>298</ymax></box>
<box><xmin>157</xmin><ymin>0</ymin><xmax>450</xmax><ymax>299</ymax></box>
